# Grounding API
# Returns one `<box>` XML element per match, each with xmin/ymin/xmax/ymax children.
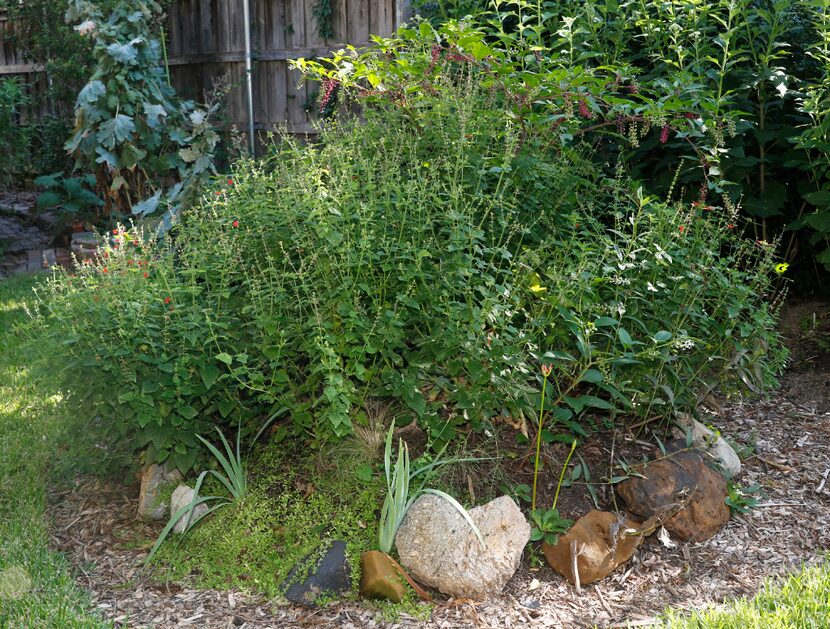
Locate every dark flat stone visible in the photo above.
<box><xmin>283</xmin><ymin>540</ymin><xmax>351</xmax><ymax>606</ymax></box>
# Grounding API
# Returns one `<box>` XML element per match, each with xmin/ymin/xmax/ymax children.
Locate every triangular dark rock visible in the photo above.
<box><xmin>283</xmin><ymin>540</ymin><xmax>351</xmax><ymax>606</ymax></box>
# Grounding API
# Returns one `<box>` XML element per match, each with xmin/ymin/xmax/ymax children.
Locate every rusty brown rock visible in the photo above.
<box><xmin>543</xmin><ymin>511</ymin><xmax>642</xmax><ymax>585</ymax></box>
<box><xmin>616</xmin><ymin>450</ymin><xmax>730</xmax><ymax>541</ymax></box>
<box><xmin>359</xmin><ymin>551</ymin><xmax>406</xmax><ymax>603</ymax></box>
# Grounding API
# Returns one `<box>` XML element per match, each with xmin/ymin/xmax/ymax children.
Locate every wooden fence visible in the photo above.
<box><xmin>1</xmin><ymin>0</ymin><xmax>410</xmax><ymax>136</ymax></box>
<box><xmin>0</xmin><ymin>10</ymin><xmax>50</xmax><ymax>122</ymax></box>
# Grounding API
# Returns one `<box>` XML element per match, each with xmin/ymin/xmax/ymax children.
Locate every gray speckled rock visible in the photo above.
<box><xmin>395</xmin><ymin>494</ymin><xmax>529</xmax><ymax>599</ymax></box>
<box><xmin>674</xmin><ymin>414</ymin><xmax>741</xmax><ymax>479</ymax></box>
<box><xmin>170</xmin><ymin>485</ymin><xmax>210</xmax><ymax>533</ymax></box>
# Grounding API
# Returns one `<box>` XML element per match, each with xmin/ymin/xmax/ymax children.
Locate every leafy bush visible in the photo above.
<box><xmin>30</xmin><ymin>219</ymin><xmax>254</xmax><ymax>472</ymax></box>
<box><xmin>0</xmin><ymin>0</ymin><xmax>120</xmax><ymax>109</ymax></box>
<box><xmin>32</xmin><ymin>46</ymin><xmax>786</xmax><ymax>470</ymax></box>
<box><xmin>34</xmin><ymin>172</ymin><xmax>103</xmax><ymax>230</ymax></box>
<box><xmin>29</xmin><ymin>118</ymin><xmax>75</xmax><ymax>176</ymax></box>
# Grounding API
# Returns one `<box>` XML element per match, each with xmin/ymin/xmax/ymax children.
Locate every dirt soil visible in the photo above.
<box><xmin>48</xmin><ymin>300</ymin><xmax>830</xmax><ymax>628</ymax></box>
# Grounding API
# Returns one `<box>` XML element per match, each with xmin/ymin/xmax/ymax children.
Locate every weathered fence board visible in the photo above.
<box><xmin>0</xmin><ymin>1</ymin><xmax>408</xmax><ymax>137</ymax></box>
<box><xmin>162</xmin><ymin>0</ymin><xmax>407</xmax><ymax>138</ymax></box>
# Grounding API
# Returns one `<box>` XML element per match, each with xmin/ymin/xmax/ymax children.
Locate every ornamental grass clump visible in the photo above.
<box><xmin>378</xmin><ymin>426</ymin><xmax>484</xmax><ymax>555</ymax></box>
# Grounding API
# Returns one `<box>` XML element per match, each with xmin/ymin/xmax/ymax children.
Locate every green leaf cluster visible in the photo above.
<box><xmin>64</xmin><ymin>0</ymin><xmax>219</xmax><ymax>217</ymax></box>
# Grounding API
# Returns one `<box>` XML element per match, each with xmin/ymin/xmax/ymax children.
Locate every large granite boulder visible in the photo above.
<box><xmin>395</xmin><ymin>494</ymin><xmax>529</xmax><ymax>599</ymax></box>
<box><xmin>616</xmin><ymin>450</ymin><xmax>730</xmax><ymax>541</ymax></box>
<box><xmin>543</xmin><ymin>510</ymin><xmax>642</xmax><ymax>585</ymax></box>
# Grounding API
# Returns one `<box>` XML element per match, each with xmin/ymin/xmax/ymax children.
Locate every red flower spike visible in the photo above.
<box><xmin>102</xmin><ymin>267</ymin><xmax>108</xmax><ymax>273</ymax></box>
<box><xmin>679</xmin><ymin>225</ymin><xmax>685</xmax><ymax>233</ymax></box>
<box><xmin>143</xmin><ymin>272</ymin><xmax>149</xmax><ymax>278</ymax></box>
<box><xmin>660</xmin><ymin>125</ymin><xmax>670</xmax><ymax>144</ymax></box>
<box><xmin>232</xmin><ymin>220</ymin><xmax>239</xmax><ymax>228</ymax></box>
<box><xmin>227</xmin><ymin>179</ymin><xmax>234</xmax><ymax>185</ymax></box>
<box><xmin>164</xmin><ymin>297</ymin><xmax>172</xmax><ymax>304</ymax></box>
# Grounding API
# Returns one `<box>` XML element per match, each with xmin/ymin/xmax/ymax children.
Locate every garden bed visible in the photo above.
<box><xmin>46</xmin><ymin>302</ymin><xmax>830</xmax><ymax>628</ymax></box>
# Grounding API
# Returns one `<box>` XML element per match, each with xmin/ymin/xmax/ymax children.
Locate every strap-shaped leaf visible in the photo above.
<box><xmin>420</xmin><ymin>489</ymin><xmax>487</xmax><ymax>550</ymax></box>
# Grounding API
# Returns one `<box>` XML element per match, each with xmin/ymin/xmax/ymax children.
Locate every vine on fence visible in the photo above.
<box><xmin>312</xmin><ymin>0</ymin><xmax>335</xmax><ymax>40</ymax></box>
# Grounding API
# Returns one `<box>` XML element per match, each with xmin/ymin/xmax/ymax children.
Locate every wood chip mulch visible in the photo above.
<box><xmin>49</xmin><ymin>304</ymin><xmax>830</xmax><ymax>628</ymax></box>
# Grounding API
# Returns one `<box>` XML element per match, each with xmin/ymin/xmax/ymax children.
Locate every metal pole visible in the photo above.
<box><xmin>242</xmin><ymin>0</ymin><xmax>256</xmax><ymax>156</ymax></box>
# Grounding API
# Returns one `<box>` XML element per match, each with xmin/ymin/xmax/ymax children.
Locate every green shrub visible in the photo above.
<box><xmin>404</xmin><ymin>1</ymin><xmax>830</xmax><ymax>280</ymax></box>
<box><xmin>31</xmin><ymin>56</ymin><xmax>786</xmax><ymax>470</ymax></box>
<box><xmin>0</xmin><ymin>77</ymin><xmax>30</xmax><ymax>187</ymax></box>
<box><xmin>31</xmin><ymin>220</ymin><xmax>255</xmax><ymax>472</ymax></box>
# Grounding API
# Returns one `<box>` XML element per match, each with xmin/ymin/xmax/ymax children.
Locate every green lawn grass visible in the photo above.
<box><xmin>0</xmin><ymin>275</ymin><xmax>107</xmax><ymax>628</ymax></box>
<box><xmin>660</xmin><ymin>560</ymin><xmax>830</xmax><ymax>628</ymax></box>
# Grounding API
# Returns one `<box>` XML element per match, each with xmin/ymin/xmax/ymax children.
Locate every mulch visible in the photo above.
<box><xmin>47</xmin><ymin>303</ymin><xmax>830</xmax><ymax>628</ymax></box>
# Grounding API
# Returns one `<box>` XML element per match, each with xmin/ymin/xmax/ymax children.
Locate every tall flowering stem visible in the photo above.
<box><xmin>531</xmin><ymin>364</ymin><xmax>553</xmax><ymax>511</ymax></box>
<box><xmin>552</xmin><ymin>439</ymin><xmax>578</xmax><ymax>511</ymax></box>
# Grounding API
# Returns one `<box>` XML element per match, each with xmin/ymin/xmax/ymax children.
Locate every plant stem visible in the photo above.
<box><xmin>161</xmin><ymin>25</ymin><xmax>171</xmax><ymax>87</ymax></box>
<box><xmin>531</xmin><ymin>373</ymin><xmax>548</xmax><ymax>511</ymax></box>
<box><xmin>552</xmin><ymin>438</ymin><xmax>578</xmax><ymax>511</ymax></box>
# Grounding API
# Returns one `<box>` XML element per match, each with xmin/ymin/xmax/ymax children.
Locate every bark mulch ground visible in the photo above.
<box><xmin>48</xmin><ymin>301</ymin><xmax>830</xmax><ymax>628</ymax></box>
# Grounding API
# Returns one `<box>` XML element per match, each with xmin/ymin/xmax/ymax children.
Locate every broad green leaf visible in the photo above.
<box><xmin>580</xmin><ymin>369</ymin><xmax>603</xmax><ymax>384</ymax></box>
<box><xmin>143</xmin><ymin>102</ymin><xmax>167</xmax><ymax>128</ymax></box>
<box><xmin>96</xmin><ymin>114</ymin><xmax>136</xmax><ymax>149</ymax></box>
<box><xmin>106</xmin><ymin>41</ymin><xmax>139</xmax><ymax>64</ymax></box>
<box><xmin>653</xmin><ymin>330</ymin><xmax>672</xmax><ymax>342</ymax></box>
<box><xmin>77</xmin><ymin>80</ymin><xmax>105</xmax><ymax>106</ymax></box>
<box><xmin>199</xmin><ymin>364</ymin><xmax>221</xmax><ymax>390</ymax></box>
<box><xmin>133</xmin><ymin>190</ymin><xmax>162</xmax><ymax>216</ymax></box>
